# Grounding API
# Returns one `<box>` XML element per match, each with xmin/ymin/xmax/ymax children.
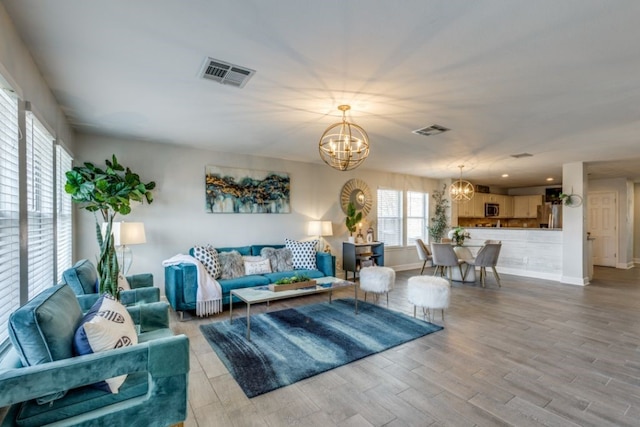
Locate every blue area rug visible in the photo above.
<box><xmin>199</xmin><ymin>299</ymin><xmax>443</xmax><ymax>397</ymax></box>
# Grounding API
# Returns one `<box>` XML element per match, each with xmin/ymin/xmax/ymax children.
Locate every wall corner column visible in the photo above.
<box><xmin>561</xmin><ymin>162</ymin><xmax>589</xmax><ymax>285</ymax></box>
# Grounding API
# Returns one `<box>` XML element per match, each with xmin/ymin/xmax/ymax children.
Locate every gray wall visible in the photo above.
<box><xmin>73</xmin><ymin>133</ymin><xmax>441</xmax><ymax>286</ymax></box>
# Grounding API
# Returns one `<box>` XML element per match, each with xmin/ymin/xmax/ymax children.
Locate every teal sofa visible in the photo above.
<box><xmin>63</xmin><ymin>259</ymin><xmax>160</xmax><ymax>311</ymax></box>
<box><xmin>164</xmin><ymin>244</ymin><xmax>336</xmax><ymax>316</ymax></box>
<box><xmin>0</xmin><ymin>284</ymin><xmax>188</xmax><ymax>427</ymax></box>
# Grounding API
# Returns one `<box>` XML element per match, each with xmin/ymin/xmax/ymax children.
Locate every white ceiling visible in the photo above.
<box><xmin>4</xmin><ymin>0</ymin><xmax>640</xmax><ymax>187</ymax></box>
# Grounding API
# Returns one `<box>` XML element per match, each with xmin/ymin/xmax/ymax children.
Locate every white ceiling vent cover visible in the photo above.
<box><xmin>412</xmin><ymin>124</ymin><xmax>450</xmax><ymax>136</ymax></box>
<box><xmin>200</xmin><ymin>57</ymin><xmax>255</xmax><ymax>88</ymax></box>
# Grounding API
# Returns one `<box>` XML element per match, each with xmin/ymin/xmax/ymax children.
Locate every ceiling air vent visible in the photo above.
<box><xmin>412</xmin><ymin>124</ymin><xmax>450</xmax><ymax>136</ymax></box>
<box><xmin>200</xmin><ymin>57</ymin><xmax>255</xmax><ymax>88</ymax></box>
<box><xmin>510</xmin><ymin>153</ymin><xmax>533</xmax><ymax>159</ymax></box>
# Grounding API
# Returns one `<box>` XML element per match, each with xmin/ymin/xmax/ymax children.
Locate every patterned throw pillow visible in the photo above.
<box><xmin>218</xmin><ymin>250</ymin><xmax>245</xmax><ymax>279</ymax></box>
<box><xmin>260</xmin><ymin>247</ymin><xmax>294</xmax><ymax>272</ymax></box>
<box><xmin>243</xmin><ymin>256</ymin><xmax>272</xmax><ymax>275</ymax></box>
<box><xmin>192</xmin><ymin>245</ymin><xmax>221</xmax><ymax>279</ymax></box>
<box><xmin>285</xmin><ymin>239</ymin><xmax>318</xmax><ymax>270</ymax></box>
<box><xmin>73</xmin><ymin>294</ymin><xmax>138</xmax><ymax>393</ymax></box>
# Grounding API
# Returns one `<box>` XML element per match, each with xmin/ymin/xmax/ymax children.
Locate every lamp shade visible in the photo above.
<box><xmin>320</xmin><ymin>221</ymin><xmax>333</xmax><ymax>236</ymax></box>
<box><xmin>118</xmin><ymin>222</ymin><xmax>146</xmax><ymax>245</ymax></box>
<box><xmin>102</xmin><ymin>221</ymin><xmax>146</xmax><ymax>246</ymax></box>
<box><xmin>308</xmin><ymin>220</ymin><xmax>333</xmax><ymax>236</ymax></box>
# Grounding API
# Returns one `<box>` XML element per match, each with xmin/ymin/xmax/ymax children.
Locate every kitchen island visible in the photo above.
<box><xmin>462</xmin><ymin>227</ymin><xmax>563</xmax><ymax>281</ymax></box>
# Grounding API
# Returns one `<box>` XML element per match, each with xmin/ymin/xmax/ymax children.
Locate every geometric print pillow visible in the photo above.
<box><xmin>192</xmin><ymin>245</ymin><xmax>221</xmax><ymax>279</ymax></box>
<box><xmin>285</xmin><ymin>239</ymin><xmax>318</xmax><ymax>270</ymax></box>
<box><xmin>73</xmin><ymin>293</ymin><xmax>138</xmax><ymax>393</ymax></box>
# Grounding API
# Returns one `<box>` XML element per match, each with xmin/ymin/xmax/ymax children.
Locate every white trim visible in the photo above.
<box><xmin>616</xmin><ymin>262</ymin><xmax>634</xmax><ymax>269</ymax></box>
<box><xmin>560</xmin><ymin>275</ymin><xmax>590</xmax><ymax>286</ymax></box>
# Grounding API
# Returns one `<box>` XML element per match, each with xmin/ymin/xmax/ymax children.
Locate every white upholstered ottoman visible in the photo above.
<box><xmin>359</xmin><ymin>266</ymin><xmax>395</xmax><ymax>306</ymax></box>
<box><xmin>407</xmin><ymin>275</ymin><xmax>451</xmax><ymax>322</ymax></box>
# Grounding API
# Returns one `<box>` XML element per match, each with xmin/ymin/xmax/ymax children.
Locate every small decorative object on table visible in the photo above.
<box><xmin>366</xmin><ymin>226</ymin><xmax>374</xmax><ymax>243</ymax></box>
<box><xmin>268</xmin><ymin>275</ymin><xmax>316</xmax><ymax>292</ymax></box>
<box><xmin>448</xmin><ymin>226</ymin><xmax>470</xmax><ymax>246</ymax></box>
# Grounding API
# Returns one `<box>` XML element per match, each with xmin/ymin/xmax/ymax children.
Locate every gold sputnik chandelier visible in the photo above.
<box><xmin>318</xmin><ymin>105</ymin><xmax>370</xmax><ymax>171</ymax></box>
<box><xmin>449</xmin><ymin>165</ymin><xmax>475</xmax><ymax>202</ymax></box>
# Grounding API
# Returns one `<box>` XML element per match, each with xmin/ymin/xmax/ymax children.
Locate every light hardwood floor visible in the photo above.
<box><xmin>169</xmin><ymin>266</ymin><xmax>640</xmax><ymax>426</ymax></box>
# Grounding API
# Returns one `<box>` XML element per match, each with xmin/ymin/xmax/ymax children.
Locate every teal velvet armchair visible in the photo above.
<box><xmin>0</xmin><ymin>284</ymin><xmax>189</xmax><ymax>427</ymax></box>
<box><xmin>63</xmin><ymin>259</ymin><xmax>160</xmax><ymax>311</ymax></box>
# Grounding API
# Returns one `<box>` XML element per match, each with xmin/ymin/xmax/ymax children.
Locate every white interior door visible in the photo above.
<box><xmin>588</xmin><ymin>191</ymin><xmax>617</xmax><ymax>267</ymax></box>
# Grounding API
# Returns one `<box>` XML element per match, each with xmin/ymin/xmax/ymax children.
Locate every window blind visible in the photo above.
<box><xmin>377</xmin><ymin>189</ymin><xmax>402</xmax><ymax>247</ymax></box>
<box><xmin>56</xmin><ymin>145</ymin><xmax>73</xmax><ymax>282</ymax></box>
<box><xmin>26</xmin><ymin>112</ymin><xmax>55</xmax><ymax>300</ymax></box>
<box><xmin>0</xmin><ymin>88</ymin><xmax>20</xmax><ymax>346</ymax></box>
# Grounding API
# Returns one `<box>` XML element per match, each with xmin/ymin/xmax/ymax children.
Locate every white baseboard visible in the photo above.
<box><xmin>560</xmin><ymin>275</ymin><xmax>590</xmax><ymax>286</ymax></box>
<box><xmin>616</xmin><ymin>262</ymin><xmax>635</xmax><ymax>269</ymax></box>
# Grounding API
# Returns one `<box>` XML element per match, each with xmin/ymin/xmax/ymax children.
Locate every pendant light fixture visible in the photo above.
<box><xmin>449</xmin><ymin>165</ymin><xmax>474</xmax><ymax>202</ymax></box>
<box><xmin>318</xmin><ymin>105</ymin><xmax>370</xmax><ymax>171</ymax></box>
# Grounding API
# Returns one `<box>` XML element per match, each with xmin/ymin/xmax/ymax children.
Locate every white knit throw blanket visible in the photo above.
<box><xmin>162</xmin><ymin>254</ymin><xmax>223</xmax><ymax>316</ymax></box>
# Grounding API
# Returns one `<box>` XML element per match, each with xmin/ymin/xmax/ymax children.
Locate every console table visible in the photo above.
<box><xmin>342</xmin><ymin>241</ymin><xmax>384</xmax><ymax>280</ymax></box>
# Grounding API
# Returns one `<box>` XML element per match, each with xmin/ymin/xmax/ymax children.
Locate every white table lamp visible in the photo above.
<box><xmin>103</xmin><ymin>221</ymin><xmax>146</xmax><ymax>274</ymax></box>
<box><xmin>308</xmin><ymin>220</ymin><xmax>333</xmax><ymax>253</ymax></box>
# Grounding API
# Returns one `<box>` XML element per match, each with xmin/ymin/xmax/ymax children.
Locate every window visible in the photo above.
<box><xmin>26</xmin><ymin>112</ymin><xmax>55</xmax><ymax>300</ymax></box>
<box><xmin>407</xmin><ymin>191</ymin><xmax>429</xmax><ymax>246</ymax></box>
<box><xmin>377</xmin><ymin>189</ymin><xmax>402</xmax><ymax>246</ymax></box>
<box><xmin>376</xmin><ymin>189</ymin><xmax>430</xmax><ymax>248</ymax></box>
<box><xmin>0</xmin><ymin>88</ymin><xmax>20</xmax><ymax>346</ymax></box>
<box><xmin>56</xmin><ymin>145</ymin><xmax>73</xmax><ymax>282</ymax></box>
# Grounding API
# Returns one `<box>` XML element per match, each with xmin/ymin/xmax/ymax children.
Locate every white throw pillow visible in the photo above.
<box><xmin>243</xmin><ymin>256</ymin><xmax>272</xmax><ymax>275</ymax></box>
<box><xmin>73</xmin><ymin>294</ymin><xmax>138</xmax><ymax>393</ymax></box>
<box><xmin>285</xmin><ymin>239</ymin><xmax>318</xmax><ymax>270</ymax></box>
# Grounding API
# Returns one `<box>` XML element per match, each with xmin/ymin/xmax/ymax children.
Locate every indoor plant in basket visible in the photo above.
<box><xmin>65</xmin><ymin>155</ymin><xmax>155</xmax><ymax>297</ymax></box>
<box><xmin>269</xmin><ymin>274</ymin><xmax>316</xmax><ymax>292</ymax></box>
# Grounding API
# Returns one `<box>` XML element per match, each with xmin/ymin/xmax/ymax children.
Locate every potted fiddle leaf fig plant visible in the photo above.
<box><xmin>65</xmin><ymin>155</ymin><xmax>155</xmax><ymax>297</ymax></box>
<box><xmin>345</xmin><ymin>201</ymin><xmax>363</xmax><ymax>242</ymax></box>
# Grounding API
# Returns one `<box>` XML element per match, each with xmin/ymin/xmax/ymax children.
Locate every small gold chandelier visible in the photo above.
<box><xmin>449</xmin><ymin>165</ymin><xmax>474</xmax><ymax>202</ymax></box>
<box><xmin>318</xmin><ymin>105</ymin><xmax>370</xmax><ymax>171</ymax></box>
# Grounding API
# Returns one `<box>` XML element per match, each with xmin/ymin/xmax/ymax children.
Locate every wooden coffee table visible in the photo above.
<box><xmin>230</xmin><ymin>276</ymin><xmax>357</xmax><ymax>340</ymax></box>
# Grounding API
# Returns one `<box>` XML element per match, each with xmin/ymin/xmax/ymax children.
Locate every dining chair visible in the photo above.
<box><xmin>415</xmin><ymin>239</ymin><xmax>433</xmax><ymax>274</ymax></box>
<box><xmin>430</xmin><ymin>243</ymin><xmax>464</xmax><ymax>283</ymax></box>
<box><xmin>463</xmin><ymin>243</ymin><xmax>502</xmax><ymax>287</ymax></box>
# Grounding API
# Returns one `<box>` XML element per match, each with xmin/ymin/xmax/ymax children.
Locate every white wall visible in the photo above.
<box><xmin>73</xmin><ymin>134</ymin><xmax>441</xmax><ymax>286</ymax></box>
<box><xmin>0</xmin><ymin>4</ymin><xmax>74</xmax><ymax>147</ymax></box>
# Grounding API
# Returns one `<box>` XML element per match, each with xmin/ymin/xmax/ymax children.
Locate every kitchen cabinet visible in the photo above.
<box><xmin>342</xmin><ymin>242</ymin><xmax>384</xmax><ymax>280</ymax></box>
<box><xmin>513</xmin><ymin>195</ymin><xmax>543</xmax><ymax>218</ymax></box>
<box><xmin>497</xmin><ymin>194</ymin><xmax>513</xmax><ymax>218</ymax></box>
<box><xmin>458</xmin><ymin>199</ymin><xmax>474</xmax><ymax>217</ymax></box>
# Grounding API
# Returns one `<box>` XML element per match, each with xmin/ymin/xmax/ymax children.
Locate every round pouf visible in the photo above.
<box><xmin>359</xmin><ymin>266</ymin><xmax>395</xmax><ymax>306</ymax></box>
<box><xmin>407</xmin><ymin>275</ymin><xmax>451</xmax><ymax>322</ymax></box>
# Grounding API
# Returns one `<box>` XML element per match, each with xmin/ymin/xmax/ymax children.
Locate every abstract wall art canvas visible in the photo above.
<box><xmin>205</xmin><ymin>166</ymin><xmax>290</xmax><ymax>213</ymax></box>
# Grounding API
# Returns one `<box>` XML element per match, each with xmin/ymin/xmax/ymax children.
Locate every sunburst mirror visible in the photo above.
<box><xmin>340</xmin><ymin>178</ymin><xmax>372</xmax><ymax>217</ymax></box>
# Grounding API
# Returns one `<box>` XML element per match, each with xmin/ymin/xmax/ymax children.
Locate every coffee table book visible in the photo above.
<box><xmin>268</xmin><ymin>280</ymin><xmax>317</xmax><ymax>292</ymax></box>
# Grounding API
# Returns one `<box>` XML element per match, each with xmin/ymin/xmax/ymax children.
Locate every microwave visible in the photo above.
<box><xmin>485</xmin><ymin>203</ymin><xmax>499</xmax><ymax>217</ymax></box>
